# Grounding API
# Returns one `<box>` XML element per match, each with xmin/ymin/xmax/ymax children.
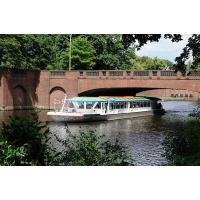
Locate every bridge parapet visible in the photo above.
<box><xmin>37</xmin><ymin>70</ymin><xmax>200</xmax><ymax>81</ymax></box>
<box><xmin>77</xmin><ymin>70</ymin><xmax>200</xmax><ymax>80</ymax></box>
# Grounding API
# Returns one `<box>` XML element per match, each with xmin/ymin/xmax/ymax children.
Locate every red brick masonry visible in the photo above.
<box><xmin>0</xmin><ymin>69</ymin><xmax>200</xmax><ymax>110</ymax></box>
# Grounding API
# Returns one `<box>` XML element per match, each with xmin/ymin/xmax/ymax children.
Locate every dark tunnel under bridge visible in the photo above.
<box><xmin>78</xmin><ymin>88</ymin><xmax>162</xmax><ymax>97</ymax></box>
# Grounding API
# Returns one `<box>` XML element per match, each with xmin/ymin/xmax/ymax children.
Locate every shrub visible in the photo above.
<box><xmin>0</xmin><ymin>112</ymin><xmax>49</xmax><ymax>165</ymax></box>
<box><xmin>53</xmin><ymin>130</ymin><xmax>133</xmax><ymax>166</ymax></box>
<box><xmin>163</xmin><ymin>108</ymin><xmax>200</xmax><ymax>166</ymax></box>
<box><xmin>189</xmin><ymin>104</ymin><xmax>200</xmax><ymax>121</ymax></box>
<box><xmin>0</xmin><ymin>113</ymin><xmax>133</xmax><ymax>166</ymax></box>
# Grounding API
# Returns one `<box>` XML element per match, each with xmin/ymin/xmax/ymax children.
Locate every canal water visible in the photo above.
<box><xmin>0</xmin><ymin>101</ymin><xmax>197</xmax><ymax>166</ymax></box>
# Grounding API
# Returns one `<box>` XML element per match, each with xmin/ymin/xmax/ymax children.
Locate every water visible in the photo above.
<box><xmin>0</xmin><ymin>101</ymin><xmax>197</xmax><ymax>166</ymax></box>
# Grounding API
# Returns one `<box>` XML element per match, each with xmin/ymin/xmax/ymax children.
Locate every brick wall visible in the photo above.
<box><xmin>0</xmin><ymin>69</ymin><xmax>200</xmax><ymax>110</ymax></box>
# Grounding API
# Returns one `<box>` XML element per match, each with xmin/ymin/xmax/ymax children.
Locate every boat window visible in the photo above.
<box><xmin>68</xmin><ymin>102</ymin><xmax>74</xmax><ymax>108</ymax></box>
<box><xmin>102</xmin><ymin>103</ymin><xmax>106</xmax><ymax>109</ymax></box>
<box><xmin>131</xmin><ymin>102</ymin><xmax>135</xmax><ymax>108</ymax></box>
<box><xmin>95</xmin><ymin>102</ymin><xmax>101</xmax><ymax>109</ymax></box>
<box><xmin>110</xmin><ymin>103</ymin><xmax>113</xmax><ymax>110</ymax></box>
<box><xmin>145</xmin><ymin>102</ymin><xmax>150</xmax><ymax>107</ymax></box>
<box><xmin>132</xmin><ymin>103</ymin><xmax>136</xmax><ymax>108</ymax></box>
<box><xmin>86</xmin><ymin>102</ymin><xmax>94</xmax><ymax>109</ymax></box>
<box><xmin>78</xmin><ymin>102</ymin><xmax>84</xmax><ymax>109</ymax></box>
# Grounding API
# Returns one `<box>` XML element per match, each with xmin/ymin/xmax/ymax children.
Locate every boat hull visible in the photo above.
<box><xmin>47</xmin><ymin>110</ymin><xmax>155</xmax><ymax>123</ymax></box>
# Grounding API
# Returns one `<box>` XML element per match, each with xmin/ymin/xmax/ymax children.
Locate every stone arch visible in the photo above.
<box><xmin>49</xmin><ymin>86</ymin><xmax>66</xmax><ymax>109</ymax></box>
<box><xmin>12</xmin><ymin>85</ymin><xmax>27</xmax><ymax>109</ymax></box>
<box><xmin>78</xmin><ymin>87</ymin><xmax>161</xmax><ymax>97</ymax></box>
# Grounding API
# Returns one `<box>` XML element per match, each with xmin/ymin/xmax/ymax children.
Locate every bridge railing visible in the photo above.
<box><xmin>78</xmin><ymin>70</ymin><xmax>181</xmax><ymax>79</ymax></box>
<box><xmin>48</xmin><ymin>70</ymin><xmax>200</xmax><ymax>80</ymax></box>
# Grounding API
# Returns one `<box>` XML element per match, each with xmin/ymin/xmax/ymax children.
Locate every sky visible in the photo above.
<box><xmin>136</xmin><ymin>34</ymin><xmax>191</xmax><ymax>62</ymax></box>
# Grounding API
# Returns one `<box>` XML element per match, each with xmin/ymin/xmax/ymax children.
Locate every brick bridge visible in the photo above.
<box><xmin>1</xmin><ymin>69</ymin><xmax>200</xmax><ymax>110</ymax></box>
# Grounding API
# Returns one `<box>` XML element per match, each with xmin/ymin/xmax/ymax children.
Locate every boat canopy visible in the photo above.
<box><xmin>65</xmin><ymin>97</ymin><xmax>150</xmax><ymax>103</ymax></box>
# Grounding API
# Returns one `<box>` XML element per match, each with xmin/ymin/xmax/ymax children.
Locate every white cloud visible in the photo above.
<box><xmin>136</xmin><ymin>34</ymin><xmax>191</xmax><ymax>62</ymax></box>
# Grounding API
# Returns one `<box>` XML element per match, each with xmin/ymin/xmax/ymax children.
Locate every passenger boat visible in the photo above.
<box><xmin>47</xmin><ymin>96</ymin><xmax>165</xmax><ymax>122</ymax></box>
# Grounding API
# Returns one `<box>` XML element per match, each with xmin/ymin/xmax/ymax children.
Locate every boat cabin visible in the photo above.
<box><xmin>63</xmin><ymin>97</ymin><xmax>153</xmax><ymax>115</ymax></box>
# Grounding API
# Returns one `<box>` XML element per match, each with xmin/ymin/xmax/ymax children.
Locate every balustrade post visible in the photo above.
<box><xmin>149</xmin><ymin>71</ymin><xmax>153</xmax><ymax>79</ymax></box>
<box><xmin>177</xmin><ymin>71</ymin><xmax>182</xmax><ymax>79</ymax></box>
<box><xmin>101</xmin><ymin>71</ymin><xmax>107</xmax><ymax>77</ymax></box>
<box><xmin>157</xmin><ymin>71</ymin><xmax>161</xmax><ymax>78</ymax></box>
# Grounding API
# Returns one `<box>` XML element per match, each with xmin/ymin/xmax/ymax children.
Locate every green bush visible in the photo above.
<box><xmin>0</xmin><ymin>140</ymin><xmax>29</xmax><ymax>166</ymax></box>
<box><xmin>0</xmin><ymin>112</ymin><xmax>49</xmax><ymax>165</ymax></box>
<box><xmin>0</xmin><ymin>113</ymin><xmax>133</xmax><ymax>166</ymax></box>
<box><xmin>163</xmin><ymin>108</ymin><xmax>200</xmax><ymax>166</ymax></box>
<box><xmin>54</xmin><ymin>130</ymin><xmax>133</xmax><ymax>166</ymax></box>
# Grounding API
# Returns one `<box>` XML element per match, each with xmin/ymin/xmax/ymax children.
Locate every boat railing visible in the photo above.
<box><xmin>106</xmin><ymin>107</ymin><xmax>152</xmax><ymax>114</ymax></box>
<box><xmin>64</xmin><ymin>106</ymin><xmax>152</xmax><ymax>115</ymax></box>
<box><xmin>54</xmin><ymin>99</ymin><xmax>63</xmax><ymax>111</ymax></box>
<box><xmin>65</xmin><ymin>108</ymin><xmax>102</xmax><ymax>115</ymax></box>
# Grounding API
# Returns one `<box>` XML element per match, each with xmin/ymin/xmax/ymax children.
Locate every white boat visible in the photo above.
<box><xmin>47</xmin><ymin>96</ymin><xmax>165</xmax><ymax>122</ymax></box>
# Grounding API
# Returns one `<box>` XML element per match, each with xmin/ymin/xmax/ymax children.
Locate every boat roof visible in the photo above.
<box><xmin>66</xmin><ymin>97</ymin><xmax>150</xmax><ymax>103</ymax></box>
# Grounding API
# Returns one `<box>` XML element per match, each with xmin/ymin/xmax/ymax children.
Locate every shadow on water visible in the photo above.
<box><xmin>0</xmin><ymin>101</ymin><xmax>197</xmax><ymax>166</ymax></box>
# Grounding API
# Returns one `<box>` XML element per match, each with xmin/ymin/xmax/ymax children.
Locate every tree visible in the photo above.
<box><xmin>71</xmin><ymin>36</ymin><xmax>96</xmax><ymax>70</ymax></box>
<box><xmin>122</xmin><ymin>34</ymin><xmax>182</xmax><ymax>50</ymax></box>
<box><xmin>175</xmin><ymin>35</ymin><xmax>200</xmax><ymax>73</ymax></box>
<box><xmin>88</xmin><ymin>34</ymin><xmax>136</xmax><ymax>70</ymax></box>
<box><xmin>0</xmin><ymin>35</ymin><xmax>25</xmax><ymax>68</ymax></box>
<box><xmin>46</xmin><ymin>34</ymin><xmax>70</xmax><ymax>70</ymax></box>
<box><xmin>131</xmin><ymin>55</ymin><xmax>173</xmax><ymax>70</ymax></box>
<box><xmin>18</xmin><ymin>35</ymin><xmax>55</xmax><ymax>70</ymax></box>
<box><xmin>54</xmin><ymin>36</ymin><xmax>96</xmax><ymax>70</ymax></box>
<box><xmin>1</xmin><ymin>34</ymin><xmax>191</xmax><ymax>71</ymax></box>
<box><xmin>0</xmin><ymin>34</ymin><xmax>55</xmax><ymax>70</ymax></box>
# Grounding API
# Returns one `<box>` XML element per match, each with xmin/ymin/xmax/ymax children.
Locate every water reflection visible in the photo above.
<box><xmin>0</xmin><ymin>101</ymin><xmax>197</xmax><ymax>166</ymax></box>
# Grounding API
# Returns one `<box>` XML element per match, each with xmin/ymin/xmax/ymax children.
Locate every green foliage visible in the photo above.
<box><xmin>0</xmin><ymin>34</ymin><xmax>56</xmax><ymax>70</ymax></box>
<box><xmin>122</xmin><ymin>34</ymin><xmax>182</xmax><ymax>49</ymax></box>
<box><xmin>45</xmin><ymin>34</ymin><xmax>70</xmax><ymax>70</ymax></box>
<box><xmin>131</xmin><ymin>56</ymin><xmax>173</xmax><ymax>70</ymax></box>
<box><xmin>0</xmin><ymin>113</ymin><xmax>133</xmax><ymax>166</ymax></box>
<box><xmin>88</xmin><ymin>34</ymin><xmax>136</xmax><ymax>70</ymax></box>
<box><xmin>70</xmin><ymin>36</ymin><xmax>96</xmax><ymax>70</ymax></box>
<box><xmin>175</xmin><ymin>34</ymin><xmax>200</xmax><ymax>73</ymax></box>
<box><xmin>163</xmin><ymin>106</ymin><xmax>200</xmax><ymax>166</ymax></box>
<box><xmin>0</xmin><ymin>140</ymin><xmax>29</xmax><ymax>166</ymax></box>
<box><xmin>55</xmin><ymin>130</ymin><xmax>133</xmax><ymax>166</ymax></box>
<box><xmin>0</xmin><ymin>112</ymin><xmax>49</xmax><ymax>165</ymax></box>
<box><xmin>0</xmin><ymin>35</ymin><xmax>25</xmax><ymax>68</ymax></box>
<box><xmin>163</xmin><ymin>120</ymin><xmax>200</xmax><ymax>165</ymax></box>
<box><xmin>189</xmin><ymin>104</ymin><xmax>200</xmax><ymax>120</ymax></box>
<box><xmin>0</xmin><ymin>34</ymin><xmax>177</xmax><ymax>70</ymax></box>
<box><xmin>36</xmin><ymin>35</ymin><xmax>96</xmax><ymax>70</ymax></box>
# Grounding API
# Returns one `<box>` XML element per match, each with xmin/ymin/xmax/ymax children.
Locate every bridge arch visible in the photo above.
<box><xmin>78</xmin><ymin>87</ymin><xmax>161</xmax><ymax>97</ymax></box>
<box><xmin>49</xmin><ymin>86</ymin><xmax>66</xmax><ymax>109</ymax></box>
<box><xmin>78</xmin><ymin>77</ymin><xmax>200</xmax><ymax>100</ymax></box>
<box><xmin>12</xmin><ymin>85</ymin><xmax>27</xmax><ymax>108</ymax></box>
<box><xmin>79</xmin><ymin>87</ymin><xmax>199</xmax><ymax>100</ymax></box>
